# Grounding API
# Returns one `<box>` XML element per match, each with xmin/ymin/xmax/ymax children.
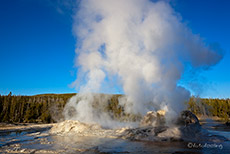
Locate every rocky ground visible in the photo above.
<box><xmin>1</xmin><ymin>111</ymin><xmax>230</xmax><ymax>153</ymax></box>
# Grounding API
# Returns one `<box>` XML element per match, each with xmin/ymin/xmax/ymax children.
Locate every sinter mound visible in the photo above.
<box><xmin>50</xmin><ymin>110</ymin><xmax>227</xmax><ymax>142</ymax></box>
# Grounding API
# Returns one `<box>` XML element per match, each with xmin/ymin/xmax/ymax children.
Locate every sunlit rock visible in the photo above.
<box><xmin>140</xmin><ymin>110</ymin><xmax>166</xmax><ymax>127</ymax></box>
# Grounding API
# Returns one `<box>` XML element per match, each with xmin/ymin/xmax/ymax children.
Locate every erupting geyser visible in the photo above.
<box><xmin>63</xmin><ymin>0</ymin><xmax>223</xmax><ymax>128</ymax></box>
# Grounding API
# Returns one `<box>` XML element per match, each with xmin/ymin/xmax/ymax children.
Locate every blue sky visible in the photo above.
<box><xmin>0</xmin><ymin>0</ymin><xmax>229</xmax><ymax>98</ymax></box>
<box><xmin>172</xmin><ymin>0</ymin><xmax>230</xmax><ymax>98</ymax></box>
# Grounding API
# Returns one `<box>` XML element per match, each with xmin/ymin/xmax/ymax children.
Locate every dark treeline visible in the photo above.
<box><xmin>0</xmin><ymin>93</ymin><xmax>229</xmax><ymax>123</ymax></box>
<box><xmin>0</xmin><ymin>92</ymin><xmax>75</xmax><ymax>123</ymax></box>
<box><xmin>0</xmin><ymin>93</ymin><xmax>126</xmax><ymax>123</ymax></box>
<box><xmin>187</xmin><ymin>96</ymin><xmax>230</xmax><ymax>121</ymax></box>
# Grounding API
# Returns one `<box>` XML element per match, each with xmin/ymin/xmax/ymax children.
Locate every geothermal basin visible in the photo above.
<box><xmin>0</xmin><ymin>111</ymin><xmax>230</xmax><ymax>154</ymax></box>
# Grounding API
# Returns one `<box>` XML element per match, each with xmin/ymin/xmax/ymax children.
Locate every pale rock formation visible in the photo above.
<box><xmin>50</xmin><ymin>110</ymin><xmax>227</xmax><ymax>142</ymax></box>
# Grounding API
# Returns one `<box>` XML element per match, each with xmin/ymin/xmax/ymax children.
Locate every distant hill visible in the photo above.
<box><xmin>33</xmin><ymin>93</ymin><xmax>76</xmax><ymax>97</ymax></box>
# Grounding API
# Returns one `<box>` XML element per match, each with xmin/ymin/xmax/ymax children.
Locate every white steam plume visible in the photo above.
<box><xmin>64</xmin><ymin>0</ymin><xmax>223</xmax><ymax>127</ymax></box>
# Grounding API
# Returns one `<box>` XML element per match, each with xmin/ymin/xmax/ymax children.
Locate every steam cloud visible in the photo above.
<box><xmin>64</xmin><ymin>0</ymin><xmax>223</xmax><ymax>127</ymax></box>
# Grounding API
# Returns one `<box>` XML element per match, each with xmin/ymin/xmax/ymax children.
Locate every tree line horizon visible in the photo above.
<box><xmin>0</xmin><ymin>92</ymin><xmax>229</xmax><ymax>123</ymax></box>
